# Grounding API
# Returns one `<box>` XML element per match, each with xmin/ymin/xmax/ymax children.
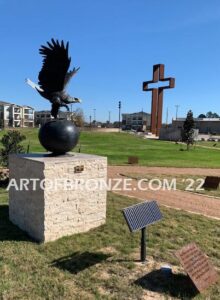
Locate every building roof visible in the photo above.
<box><xmin>174</xmin><ymin>118</ymin><xmax>220</xmax><ymax>122</ymax></box>
<box><xmin>35</xmin><ymin>110</ymin><xmax>51</xmax><ymax>114</ymax></box>
<box><xmin>0</xmin><ymin>100</ymin><xmax>34</xmax><ymax>110</ymax></box>
<box><xmin>35</xmin><ymin>110</ymin><xmax>73</xmax><ymax>116</ymax></box>
<box><xmin>122</xmin><ymin>111</ymin><xmax>151</xmax><ymax>116</ymax></box>
<box><xmin>0</xmin><ymin>100</ymin><xmax>12</xmax><ymax>105</ymax></box>
<box><xmin>22</xmin><ymin>105</ymin><xmax>34</xmax><ymax>109</ymax></box>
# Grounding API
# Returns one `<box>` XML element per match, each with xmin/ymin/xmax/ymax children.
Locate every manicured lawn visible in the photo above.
<box><xmin>0</xmin><ymin>191</ymin><xmax>219</xmax><ymax>299</ymax></box>
<box><xmin>1</xmin><ymin>128</ymin><xmax>220</xmax><ymax>168</ymax></box>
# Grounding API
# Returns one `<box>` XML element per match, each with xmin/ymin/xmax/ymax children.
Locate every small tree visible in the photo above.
<box><xmin>71</xmin><ymin>108</ymin><xmax>85</xmax><ymax>127</ymax></box>
<box><xmin>198</xmin><ymin>114</ymin><xmax>206</xmax><ymax>118</ymax></box>
<box><xmin>206</xmin><ymin>111</ymin><xmax>220</xmax><ymax>118</ymax></box>
<box><xmin>182</xmin><ymin>110</ymin><xmax>195</xmax><ymax>150</ymax></box>
<box><xmin>0</xmin><ymin>130</ymin><xmax>26</xmax><ymax>167</ymax></box>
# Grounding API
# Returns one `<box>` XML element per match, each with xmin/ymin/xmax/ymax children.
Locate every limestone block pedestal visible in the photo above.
<box><xmin>9</xmin><ymin>153</ymin><xmax>107</xmax><ymax>242</ymax></box>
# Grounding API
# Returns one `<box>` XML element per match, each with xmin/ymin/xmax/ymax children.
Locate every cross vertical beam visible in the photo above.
<box><xmin>143</xmin><ymin>64</ymin><xmax>175</xmax><ymax>136</ymax></box>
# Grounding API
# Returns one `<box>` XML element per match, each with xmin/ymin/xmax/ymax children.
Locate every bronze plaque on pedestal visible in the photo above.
<box><xmin>202</xmin><ymin>176</ymin><xmax>220</xmax><ymax>190</ymax></box>
<box><xmin>128</xmin><ymin>156</ymin><xmax>139</xmax><ymax>164</ymax></box>
<box><xmin>175</xmin><ymin>243</ymin><xmax>218</xmax><ymax>292</ymax></box>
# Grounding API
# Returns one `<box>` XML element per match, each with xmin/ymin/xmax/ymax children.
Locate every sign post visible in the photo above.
<box><xmin>141</xmin><ymin>227</ymin><xmax>146</xmax><ymax>262</ymax></box>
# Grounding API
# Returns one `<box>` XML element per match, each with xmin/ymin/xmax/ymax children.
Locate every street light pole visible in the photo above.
<box><xmin>175</xmin><ymin>105</ymin><xmax>179</xmax><ymax>120</ymax></box>
<box><xmin>93</xmin><ymin>109</ymin><xmax>96</xmax><ymax>123</ymax></box>
<box><xmin>118</xmin><ymin>101</ymin><xmax>121</xmax><ymax>132</ymax></box>
<box><xmin>166</xmin><ymin>107</ymin><xmax>169</xmax><ymax>127</ymax></box>
<box><xmin>108</xmin><ymin>111</ymin><xmax>111</xmax><ymax>127</ymax></box>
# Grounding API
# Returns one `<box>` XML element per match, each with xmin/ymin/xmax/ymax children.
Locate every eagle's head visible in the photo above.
<box><xmin>69</xmin><ymin>97</ymin><xmax>82</xmax><ymax>103</ymax></box>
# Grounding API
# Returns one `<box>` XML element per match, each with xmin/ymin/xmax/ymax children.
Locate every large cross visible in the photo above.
<box><xmin>143</xmin><ymin>64</ymin><xmax>175</xmax><ymax>136</ymax></box>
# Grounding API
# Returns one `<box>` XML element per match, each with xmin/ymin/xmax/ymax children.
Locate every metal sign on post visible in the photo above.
<box><xmin>122</xmin><ymin>201</ymin><xmax>162</xmax><ymax>262</ymax></box>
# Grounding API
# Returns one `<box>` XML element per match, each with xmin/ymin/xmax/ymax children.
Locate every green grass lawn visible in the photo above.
<box><xmin>0</xmin><ymin>191</ymin><xmax>219</xmax><ymax>299</ymax></box>
<box><xmin>1</xmin><ymin>128</ymin><xmax>220</xmax><ymax>168</ymax></box>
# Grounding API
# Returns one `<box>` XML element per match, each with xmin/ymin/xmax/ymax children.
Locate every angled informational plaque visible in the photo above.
<box><xmin>122</xmin><ymin>200</ymin><xmax>162</xmax><ymax>232</ymax></box>
<box><xmin>175</xmin><ymin>243</ymin><xmax>218</xmax><ymax>293</ymax></box>
<box><xmin>202</xmin><ymin>176</ymin><xmax>220</xmax><ymax>190</ymax></box>
<box><xmin>122</xmin><ymin>201</ymin><xmax>162</xmax><ymax>262</ymax></box>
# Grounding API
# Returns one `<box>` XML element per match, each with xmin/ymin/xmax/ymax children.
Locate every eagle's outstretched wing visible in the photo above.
<box><xmin>64</xmin><ymin>67</ymin><xmax>80</xmax><ymax>88</ymax></box>
<box><xmin>38</xmin><ymin>39</ymin><xmax>71</xmax><ymax>94</ymax></box>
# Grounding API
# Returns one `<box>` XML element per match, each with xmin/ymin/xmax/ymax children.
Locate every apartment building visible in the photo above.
<box><xmin>35</xmin><ymin>110</ymin><xmax>52</xmax><ymax>125</ymax></box>
<box><xmin>0</xmin><ymin>101</ymin><xmax>34</xmax><ymax>128</ymax></box>
<box><xmin>122</xmin><ymin>111</ymin><xmax>151</xmax><ymax>131</ymax></box>
<box><xmin>35</xmin><ymin>110</ymin><xmax>74</xmax><ymax>125</ymax></box>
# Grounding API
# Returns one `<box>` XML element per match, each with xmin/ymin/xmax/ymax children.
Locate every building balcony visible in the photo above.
<box><xmin>24</xmin><ymin>116</ymin><xmax>34</xmax><ymax>120</ymax></box>
<box><xmin>14</xmin><ymin>120</ymin><xmax>21</xmax><ymax>124</ymax></box>
<box><xmin>24</xmin><ymin>109</ymin><xmax>34</xmax><ymax>114</ymax></box>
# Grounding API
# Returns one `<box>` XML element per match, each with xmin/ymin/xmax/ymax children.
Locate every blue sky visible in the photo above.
<box><xmin>1</xmin><ymin>0</ymin><xmax>220</xmax><ymax>122</ymax></box>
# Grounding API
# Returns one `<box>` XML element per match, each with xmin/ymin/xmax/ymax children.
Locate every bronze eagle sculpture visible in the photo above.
<box><xmin>26</xmin><ymin>38</ymin><xmax>81</xmax><ymax>118</ymax></box>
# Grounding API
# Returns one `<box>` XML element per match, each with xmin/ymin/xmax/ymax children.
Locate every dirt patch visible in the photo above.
<box><xmin>99</xmin><ymin>246</ymin><xmax>119</xmax><ymax>255</ymax></box>
<box><xmin>108</xmin><ymin>166</ymin><xmax>220</xmax><ymax>219</ymax></box>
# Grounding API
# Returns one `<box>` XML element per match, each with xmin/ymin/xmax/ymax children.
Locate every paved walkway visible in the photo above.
<box><xmin>108</xmin><ymin>166</ymin><xmax>220</xmax><ymax>220</ymax></box>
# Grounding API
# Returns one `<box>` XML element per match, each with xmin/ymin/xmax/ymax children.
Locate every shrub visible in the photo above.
<box><xmin>0</xmin><ymin>130</ymin><xmax>26</xmax><ymax>167</ymax></box>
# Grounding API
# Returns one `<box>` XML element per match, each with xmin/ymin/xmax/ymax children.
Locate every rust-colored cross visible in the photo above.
<box><xmin>143</xmin><ymin>64</ymin><xmax>175</xmax><ymax>136</ymax></box>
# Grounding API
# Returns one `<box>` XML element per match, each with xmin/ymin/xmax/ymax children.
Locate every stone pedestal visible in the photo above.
<box><xmin>9</xmin><ymin>153</ymin><xmax>107</xmax><ymax>242</ymax></box>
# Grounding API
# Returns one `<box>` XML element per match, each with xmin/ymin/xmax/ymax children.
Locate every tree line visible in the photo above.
<box><xmin>198</xmin><ymin>111</ymin><xmax>220</xmax><ymax>118</ymax></box>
